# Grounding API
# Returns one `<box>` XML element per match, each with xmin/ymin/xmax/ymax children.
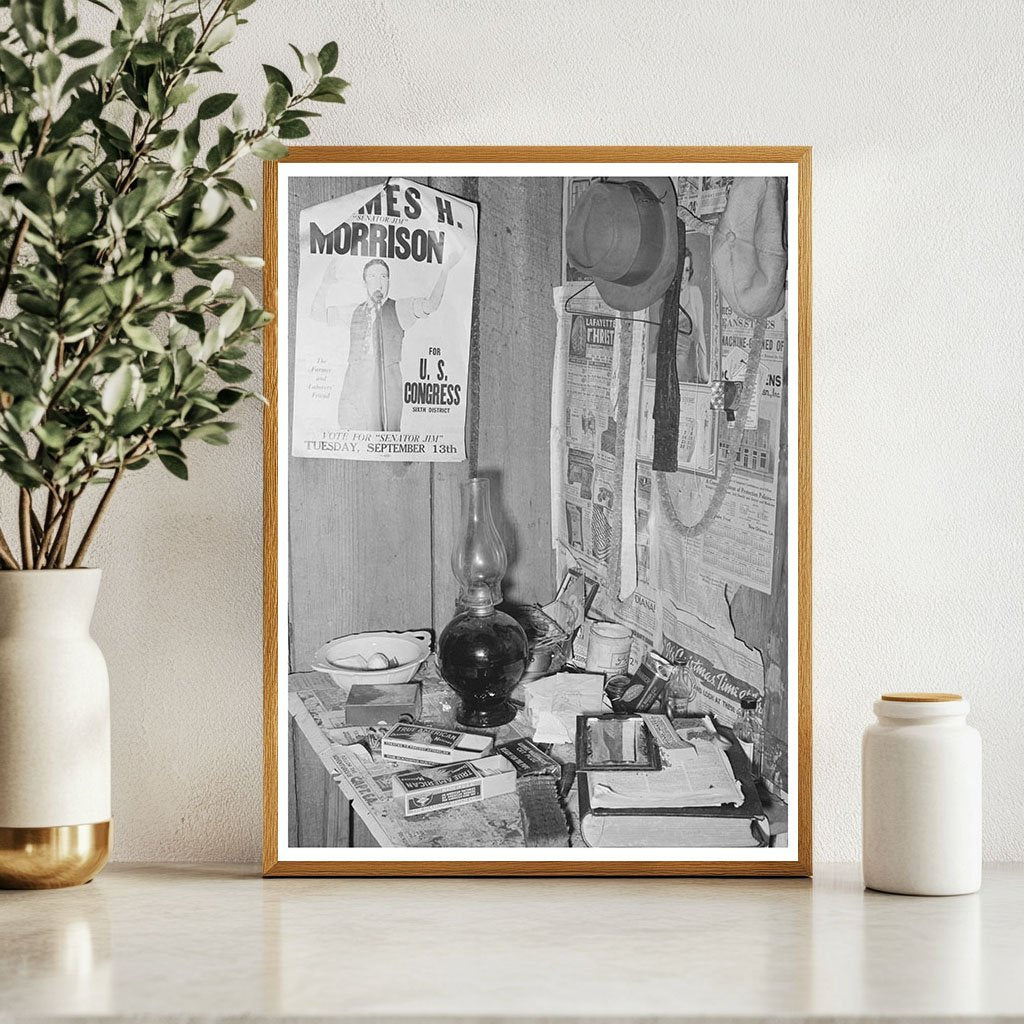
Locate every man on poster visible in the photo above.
<box><xmin>312</xmin><ymin>245</ymin><xmax>464</xmax><ymax>432</ymax></box>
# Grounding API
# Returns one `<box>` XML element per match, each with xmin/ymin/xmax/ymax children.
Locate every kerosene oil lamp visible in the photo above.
<box><xmin>437</xmin><ymin>477</ymin><xmax>528</xmax><ymax>727</ymax></box>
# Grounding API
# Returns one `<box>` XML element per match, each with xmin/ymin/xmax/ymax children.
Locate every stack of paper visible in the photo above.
<box><xmin>522</xmin><ymin>673</ymin><xmax>607</xmax><ymax>744</ymax></box>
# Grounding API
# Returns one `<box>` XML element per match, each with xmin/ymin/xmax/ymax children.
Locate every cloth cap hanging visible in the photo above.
<box><xmin>711</xmin><ymin>177</ymin><xmax>788</xmax><ymax>319</ymax></box>
<box><xmin>565</xmin><ymin>178</ymin><xmax>679</xmax><ymax>312</ymax></box>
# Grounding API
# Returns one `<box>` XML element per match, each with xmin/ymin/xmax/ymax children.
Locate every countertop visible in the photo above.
<box><xmin>2</xmin><ymin>862</ymin><xmax>1022</xmax><ymax>1022</ymax></box>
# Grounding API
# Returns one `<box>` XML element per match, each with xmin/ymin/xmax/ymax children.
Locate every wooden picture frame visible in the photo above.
<box><xmin>263</xmin><ymin>147</ymin><xmax>812</xmax><ymax>877</ymax></box>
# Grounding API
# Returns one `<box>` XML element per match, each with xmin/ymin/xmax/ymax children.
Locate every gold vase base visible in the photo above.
<box><xmin>0</xmin><ymin>821</ymin><xmax>110</xmax><ymax>889</ymax></box>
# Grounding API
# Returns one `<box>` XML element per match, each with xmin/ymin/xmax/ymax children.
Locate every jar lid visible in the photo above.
<box><xmin>874</xmin><ymin>694</ymin><xmax>969</xmax><ymax>720</ymax></box>
<box><xmin>881</xmin><ymin>692</ymin><xmax>962</xmax><ymax>702</ymax></box>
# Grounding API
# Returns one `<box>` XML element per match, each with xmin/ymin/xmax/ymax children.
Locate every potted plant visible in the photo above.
<box><xmin>0</xmin><ymin>0</ymin><xmax>345</xmax><ymax>887</ymax></box>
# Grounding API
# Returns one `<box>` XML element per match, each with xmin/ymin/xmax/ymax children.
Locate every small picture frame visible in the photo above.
<box><xmin>576</xmin><ymin>714</ymin><xmax>662</xmax><ymax>772</ymax></box>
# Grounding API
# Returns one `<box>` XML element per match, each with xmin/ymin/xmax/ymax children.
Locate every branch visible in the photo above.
<box><xmin>35</xmin><ymin>487</ymin><xmax>68</xmax><ymax>565</ymax></box>
<box><xmin>0</xmin><ymin>528</ymin><xmax>20</xmax><ymax>570</ymax></box>
<box><xmin>70</xmin><ymin>466</ymin><xmax>123</xmax><ymax>568</ymax></box>
<box><xmin>18</xmin><ymin>489</ymin><xmax>34</xmax><ymax>569</ymax></box>
<box><xmin>0</xmin><ymin>113</ymin><xmax>52</xmax><ymax>309</ymax></box>
<box><xmin>45</xmin><ymin>298</ymin><xmax>140</xmax><ymax>414</ymax></box>
<box><xmin>44</xmin><ymin>492</ymin><xmax>78</xmax><ymax>569</ymax></box>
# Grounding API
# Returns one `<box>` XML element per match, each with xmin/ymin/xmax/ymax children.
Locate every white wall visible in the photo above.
<box><xmin>84</xmin><ymin>0</ymin><xmax>1024</xmax><ymax>862</ymax></box>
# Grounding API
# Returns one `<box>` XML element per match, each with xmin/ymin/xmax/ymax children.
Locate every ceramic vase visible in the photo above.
<box><xmin>0</xmin><ymin>569</ymin><xmax>110</xmax><ymax>888</ymax></box>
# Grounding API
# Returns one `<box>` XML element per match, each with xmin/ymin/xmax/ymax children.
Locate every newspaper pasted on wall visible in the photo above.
<box><xmin>291</xmin><ymin>178</ymin><xmax>477</xmax><ymax>462</ymax></box>
<box><xmin>551</xmin><ymin>176</ymin><xmax>788</xmax><ymax>798</ymax></box>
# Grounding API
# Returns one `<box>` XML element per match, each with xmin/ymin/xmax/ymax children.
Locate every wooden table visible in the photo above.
<box><xmin>288</xmin><ymin>665</ymin><xmax>558</xmax><ymax>849</ymax></box>
<box><xmin>287</xmin><ymin>665</ymin><xmax>782</xmax><ymax>850</ymax></box>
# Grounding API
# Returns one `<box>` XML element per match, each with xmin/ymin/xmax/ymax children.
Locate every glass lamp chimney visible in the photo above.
<box><xmin>451</xmin><ymin>477</ymin><xmax>506</xmax><ymax>614</ymax></box>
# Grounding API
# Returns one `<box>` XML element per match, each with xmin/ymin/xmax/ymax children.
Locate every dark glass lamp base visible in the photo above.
<box><xmin>438</xmin><ymin>607</ymin><xmax>528</xmax><ymax>733</ymax></box>
<box><xmin>456</xmin><ymin>699</ymin><xmax>517</xmax><ymax>729</ymax></box>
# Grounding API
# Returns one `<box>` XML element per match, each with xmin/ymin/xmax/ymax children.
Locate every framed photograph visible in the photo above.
<box><xmin>263</xmin><ymin>147</ymin><xmax>812</xmax><ymax>877</ymax></box>
<box><xmin>576</xmin><ymin>715</ymin><xmax>662</xmax><ymax>772</ymax></box>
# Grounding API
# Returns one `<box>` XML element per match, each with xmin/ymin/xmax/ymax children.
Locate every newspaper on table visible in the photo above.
<box><xmin>588</xmin><ymin>716</ymin><xmax>743</xmax><ymax>809</ymax></box>
<box><xmin>291</xmin><ymin>177</ymin><xmax>477</xmax><ymax>462</ymax></box>
<box><xmin>290</xmin><ymin>688</ymin><xmax>526</xmax><ymax>847</ymax></box>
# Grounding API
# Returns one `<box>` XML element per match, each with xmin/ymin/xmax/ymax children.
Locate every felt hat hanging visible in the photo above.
<box><xmin>711</xmin><ymin>176</ymin><xmax>787</xmax><ymax>319</ymax></box>
<box><xmin>565</xmin><ymin>177</ymin><xmax>679</xmax><ymax>312</ymax></box>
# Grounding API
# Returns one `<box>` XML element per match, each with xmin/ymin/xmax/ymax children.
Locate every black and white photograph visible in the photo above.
<box><xmin>267</xmin><ymin>152</ymin><xmax>809</xmax><ymax>875</ymax></box>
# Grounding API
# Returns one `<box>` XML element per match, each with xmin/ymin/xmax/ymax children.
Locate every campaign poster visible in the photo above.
<box><xmin>291</xmin><ymin>177</ymin><xmax>477</xmax><ymax>461</ymax></box>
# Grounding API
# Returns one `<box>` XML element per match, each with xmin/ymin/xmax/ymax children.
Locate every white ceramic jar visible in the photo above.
<box><xmin>862</xmin><ymin>693</ymin><xmax>981</xmax><ymax>896</ymax></box>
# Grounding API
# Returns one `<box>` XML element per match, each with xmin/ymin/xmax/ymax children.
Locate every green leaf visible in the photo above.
<box><xmin>218</xmin><ymin>296</ymin><xmax>246</xmax><ymax>338</ymax></box>
<box><xmin>61</xmin><ymin>63</ymin><xmax>97</xmax><ymax>96</ymax></box>
<box><xmin>214</xmin><ymin>362</ymin><xmax>251</xmax><ymax>383</ymax></box>
<box><xmin>132</xmin><ymin>42</ymin><xmax>168</xmax><ymax>66</ymax></box>
<box><xmin>123</xmin><ymin>322</ymin><xmax>164</xmax><ymax>353</ymax></box>
<box><xmin>210</xmin><ymin>268</ymin><xmax>233</xmax><ymax>294</ymax></box>
<box><xmin>309</xmin><ymin>88</ymin><xmax>346</xmax><ymax>104</ymax></box>
<box><xmin>158</xmin><ymin>452</ymin><xmax>188</xmax><ymax>479</ymax></box>
<box><xmin>203</xmin><ymin>16</ymin><xmax>236</xmax><ymax>53</ymax></box>
<box><xmin>10</xmin><ymin>399</ymin><xmax>45</xmax><ymax>432</ymax></box>
<box><xmin>264</xmin><ymin>82</ymin><xmax>288</xmax><ymax>117</ymax></box>
<box><xmin>101</xmin><ymin>365</ymin><xmax>133</xmax><ymax>415</ymax></box>
<box><xmin>277</xmin><ymin>120</ymin><xmax>310</xmax><ymax>140</ymax></box>
<box><xmin>172</xmin><ymin>27</ymin><xmax>196</xmax><ymax>64</ymax></box>
<box><xmin>251</xmin><ymin>138</ymin><xmax>287</xmax><ymax>160</ymax></box>
<box><xmin>317</xmin><ymin>41</ymin><xmax>339</xmax><ymax>75</ymax></box>
<box><xmin>42</xmin><ymin>0</ymin><xmax>66</xmax><ymax>33</ymax></box>
<box><xmin>112</xmin><ymin>405</ymin><xmax>152</xmax><ymax>435</ymax></box>
<box><xmin>181</xmin><ymin>365</ymin><xmax>206</xmax><ymax>391</ymax></box>
<box><xmin>121</xmin><ymin>0</ymin><xmax>152</xmax><ymax>33</ymax></box>
<box><xmin>38</xmin><ymin>51</ymin><xmax>62</xmax><ymax>86</ymax></box>
<box><xmin>63</xmin><ymin>38</ymin><xmax>103</xmax><ymax>58</ymax></box>
<box><xmin>262</xmin><ymin>64</ymin><xmax>292</xmax><ymax>94</ymax></box>
<box><xmin>166</xmin><ymin>82</ymin><xmax>199</xmax><ymax>107</ymax></box>
<box><xmin>216</xmin><ymin>388</ymin><xmax>247</xmax><ymax>408</ymax></box>
<box><xmin>198</xmin><ymin>92</ymin><xmax>236</xmax><ymax>119</ymax></box>
<box><xmin>190</xmin><ymin>422</ymin><xmax>230</xmax><ymax>445</ymax></box>
<box><xmin>0</xmin><ymin>50</ymin><xmax>33</xmax><ymax>86</ymax></box>
<box><xmin>34</xmin><ymin>421</ymin><xmax>69</xmax><ymax>449</ymax></box>
<box><xmin>96</xmin><ymin>43</ymin><xmax>127</xmax><ymax>81</ymax></box>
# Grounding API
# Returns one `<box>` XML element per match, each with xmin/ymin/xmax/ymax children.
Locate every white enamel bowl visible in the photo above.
<box><xmin>310</xmin><ymin>630</ymin><xmax>432</xmax><ymax>688</ymax></box>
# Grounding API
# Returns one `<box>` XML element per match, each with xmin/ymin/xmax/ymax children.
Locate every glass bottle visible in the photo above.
<box><xmin>734</xmin><ymin>695</ymin><xmax>761</xmax><ymax>776</ymax></box>
<box><xmin>667</xmin><ymin>653</ymin><xmax>696</xmax><ymax>720</ymax></box>
<box><xmin>437</xmin><ymin>478</ymin><xmax>528</xmax><ymax>728</ymax></box>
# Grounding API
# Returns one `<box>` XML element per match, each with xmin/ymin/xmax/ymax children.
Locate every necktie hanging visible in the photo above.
<box><xmin>374</xmin><ymin>303</ymin><xmax>387</xmax><ymax>431</ymax></box>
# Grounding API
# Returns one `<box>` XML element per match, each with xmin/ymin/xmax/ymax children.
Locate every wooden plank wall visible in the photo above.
<box><xmin>287</xmin><ymin>176</ymin><xmax>562</xmax><ymax>672</ymax></box>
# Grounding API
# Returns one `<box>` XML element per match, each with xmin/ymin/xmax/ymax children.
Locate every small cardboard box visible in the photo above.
<box><xmin>391</xmin><ymin>754</ymin><xmax>516</xmax><ymax>816</ymax></box>
<box><xmin>380</xmin><ymin>722</ymin><xmax>493</xmax><ymax>766</ymax></box>
<box><xmin>495</xmin><ymin>737</ymin><xmax>561</xmax><ymax>778</ymax></box>
<box><xmin>344</xmin><ymin>683</ymin><xmax>422</xmax><ymax>727</ymax></box>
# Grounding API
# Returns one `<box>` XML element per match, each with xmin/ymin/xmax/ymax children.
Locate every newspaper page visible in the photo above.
<box><xmin>551</xmin><ymin>285</ymin><xmax>628</xmax><ymax>583</ymax></box>
<box><xmin>291</xmin><ymin>177</ymin><xmax>477</xmax><ymax>462</ymax></box>
<box><xmin>551</xmin><ymin>173</ymin><xmax>789</xmax><ymax>792</ymax></box>
<box><xmin>289</xmin><ymin>688</ymin><xmax>526</xmax><ymax>848</ymax></box>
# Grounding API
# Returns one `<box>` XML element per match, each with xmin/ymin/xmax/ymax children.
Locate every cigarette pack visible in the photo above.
<box><xmin>608</xmin><ymin>652</ymin><xmax>673</xmax><ymax>713</ymax></box>
<box><xmin>344</xmin><ymin>683</ymin><xmax>422</xmax><ymax>727</ymax></box>
<box><xmin>391</xmin><ymin>754</ymin><xmax>516</xmax><ymax>816</ymax></box>
<box><xmin>495</xmin><ymin>737</ymin><xmax>561</xmax><ymax>778</ymax></box>
<box><xmin>380</xmin><ymin>722</ymin><xmax>493</xmax><ymax>765</ymax></box>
